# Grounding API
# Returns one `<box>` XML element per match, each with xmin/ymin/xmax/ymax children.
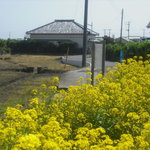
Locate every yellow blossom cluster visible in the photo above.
<box><xmin>0</xmin><ymin>56</ymin><xmax>150</xmax><ymax>149</ymax></box>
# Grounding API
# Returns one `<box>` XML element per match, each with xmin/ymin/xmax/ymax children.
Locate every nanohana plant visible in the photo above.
<box><xmin>0</xmin><ymin>55</ymin><xmax>150</xmax><ymax>150</ymax></box>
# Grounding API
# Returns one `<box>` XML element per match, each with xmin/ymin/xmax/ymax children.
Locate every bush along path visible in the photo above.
<box><xmin>0</xmin><ymin>55</ymin><xmax>150</xmax><ymax>149</ymax></box>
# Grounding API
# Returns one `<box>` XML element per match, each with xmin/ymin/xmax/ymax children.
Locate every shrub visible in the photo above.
<box><xmin>106</xmin><ymin>41</ymin><xmax>150</xmax><ymax>61</ymax></box>
<box><xmin>7</xmin><ymin>39</ymin><xmax>80</xmax><ymax>55</ymax></box>
<box><xmin>0</xmin><ymin>39</ymin><xmax>11</xmax><ymax>54</ymax></box>
<box><xmin>58</xmin><ymin>41</ymin><xmax>79</xmax><ymax>54</ymax></box>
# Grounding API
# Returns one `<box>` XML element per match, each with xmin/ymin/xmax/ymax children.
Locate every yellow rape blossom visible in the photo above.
<box><xmin>0</xmin><ymin>56</ymin><xmax>149</xmax><ymax>149</ymax></box>
<box><xmin>12</xmin><ymin>134</ymin><xmax>41</xmax><ymax>150</ymax></box>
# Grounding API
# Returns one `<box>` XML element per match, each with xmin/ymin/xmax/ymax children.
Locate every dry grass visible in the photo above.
<box><xmin>6</xmin><ymin>54</ymin><xmax>77</xmax><ymax>70</ymax></box>
<box><xmin>0</xmin><ymin>74</ymin><xmax>56</xmax><ymax>114</ymax></box>
<box><xmin>0</xmin><ymin>54</ymin><xmax>77</xmax><ymax>85</ymax></box>
<box><xmin>0</xmin><ymin>54</ymin><xmax>78</xmax><ymax>115</ymax></box>
<box><xmin>0</xmin><ymin>71</ymin><xmax>28</xmax><ymax>86</ymax></box>
<box><xmin>0</xmin><ymin>59</ymin><xmax>20</xmax><ymax>69</ymax></box>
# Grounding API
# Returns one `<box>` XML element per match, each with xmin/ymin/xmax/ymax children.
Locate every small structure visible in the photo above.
<box><xmin>26</xmin><ymin>19</ymin><xmax>99</xmax><ymax>48</ymax></box>
<box><xmin>147</xmin><ymin>22</ymin><xmax>150</xmax><ymax>28</ymax></box>
<box><xmin>115</xmin><ymin>37</ymin><xmax>132</xmax><ymax>43</ymax></box>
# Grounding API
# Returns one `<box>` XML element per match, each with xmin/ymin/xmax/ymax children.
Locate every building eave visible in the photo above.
<box><xmin>26</xmin><ymin>32</ymin><xmax>98</xmax><ymax>36</ymax></box>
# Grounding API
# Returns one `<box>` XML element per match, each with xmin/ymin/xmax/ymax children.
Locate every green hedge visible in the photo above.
<box><xmin>2</xmin><ymin>39</ymin><xmax>80</xmax><ymax>55</ymax></box>
<box><xmin>1</xmin><ymin>39</ymin><xmax>150</xmax><ymax>60</ymax></box>
<box><xmin>106</xmin><ymin>41</ymin><xmax>150</xmax><ymax>61</ymax></box>
<box><xmin>0</xmin><ymin>39</ymin><xmax>11</xmax><ymax>54</ymax></box>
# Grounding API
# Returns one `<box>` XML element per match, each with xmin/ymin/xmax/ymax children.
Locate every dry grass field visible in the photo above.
<box><xmin>0</xmin><ymin>54</ymin><xmax>76</xmax><ymax>70</ymax></box>
<box><xmin>0</xmin><ymin>54</ymin><xmax>77</xmax><ymax>114</ymax></box>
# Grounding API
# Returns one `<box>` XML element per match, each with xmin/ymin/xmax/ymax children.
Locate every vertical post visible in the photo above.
<box><xmin>64</xmin><ymin>47</ymin><xmax>69</xmax><ymax>69</ymax></box>
<box><xmin>120</xmin><ymin>8</ymin><xmax>124</xmax><ymax>43</ymax></box>
<box><xmin>102</xmin><ymin>40</ymin><xmax>106</xmax><ymax>76</ymax></box>
<box><xmin>120</xmin><ymin>8</ymin><xmax>124</xmax><ymax>63</ymax></box>
<box><xmin>120</xmin><ymin>50</ymin><xmax>124</xmax><ymax>63</ymax></box>
<box><xmin>91</xmin><ymin>42</ymin><xmax>95</xmax><ymax>85</ymax></box>
<box><xmin>82</xmin><ymin>0</ymin><xmax>88</xmax><ymax>67</ymax></box>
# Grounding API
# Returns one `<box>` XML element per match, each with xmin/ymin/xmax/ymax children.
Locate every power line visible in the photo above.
<box><xmin>103</xmin><ymin>29</ymin><xmax>112</xmax><ymax>37</ymax></box>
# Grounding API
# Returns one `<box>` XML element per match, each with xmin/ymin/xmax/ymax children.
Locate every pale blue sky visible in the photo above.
<box><xmin>0</xmin><ymin>0</ymin><xmax>150</xmax><ymax>39</ymax></box>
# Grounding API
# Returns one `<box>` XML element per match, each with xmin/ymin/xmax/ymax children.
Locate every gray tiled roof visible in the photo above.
<box><xmin>26</xmin><ymin>20</ymin><xmax>98</xmax><ymax>35</ymax></box>
<box><xmin>147</xmin><ymin>22</ymin><xmax>150</xmax><ymax>28</ymax></box>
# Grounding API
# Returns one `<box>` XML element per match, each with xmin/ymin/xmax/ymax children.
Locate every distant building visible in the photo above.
<box><xmin>115</xmin><ymin>37</ymin><xmax>132</xmax><ymax>43</ymax></box>
<box><xmin>26</xmin><ymin>19</ymin><xmax>99</xmax><ymax>48</ymax></box>
<box><xmin>147</xmin><ymin>22</ymin><xmax>150</xmax><ymax>28</ymax></box>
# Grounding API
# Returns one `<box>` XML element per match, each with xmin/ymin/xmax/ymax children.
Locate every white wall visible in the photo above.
<box><xmin>30</xmin><ymin>34</ymin><xmax>96</xmax><ymax>48</ymax></box>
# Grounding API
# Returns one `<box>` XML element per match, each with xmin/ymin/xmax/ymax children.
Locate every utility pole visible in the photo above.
<box><xmin>127</xmin><ymin>21</ymin><xmax>130</xmax><ymax>39</ymax></box>
<box><xmin>104</xmin><ymin>29</ymin><xmax>111</xmax><ymax>37</ymax></box>
<box><xmin>9</xmin><ymin>32</ymin><xmax>11</xmax><ymax>39</ymax></box>
<box><xmin>120</xmin><ymin>8</ymin><xmax>124</xmax><ymax>63</ymax></box>
<box><xmin>108</xmin><ymin>29</ymin><xmax>111</xmax><ymax>37</ymax></box>
<box><xmin>120</xmin><ymin>8</ymin><xmax>124</xmax><ymax>43</ymax></box>
<box><xmin>143</xmin><ymin>29</ymin><xmax>145</xmax><ymax>37</ymax></box>
<box><xmin>82</xmin><ymin>0</ymin><xmax>88</xmax><ymax>67</ymax></box>
<box><xmin>104</xmin><ymin>29</ymin><xmax>106</xmax><ymax>36</ymax></box>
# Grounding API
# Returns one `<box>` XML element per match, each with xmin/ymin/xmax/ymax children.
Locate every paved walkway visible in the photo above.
<box><xmin>59</xmin><ymin>55</ymin><xmax>117</xmax><ymax>88</ymax></box>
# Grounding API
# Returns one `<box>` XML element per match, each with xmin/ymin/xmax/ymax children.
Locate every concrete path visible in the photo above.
<box><xmin>59</xmin><ymin>55</ymin><xmax>117</xmax><ymax>88</ymax></box>
<box><xmin>61</xmin><ymin>55</ymin><xmax>91</xmax><ymax>67</ymax></box>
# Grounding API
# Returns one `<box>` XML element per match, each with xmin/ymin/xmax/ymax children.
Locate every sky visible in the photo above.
<box><xmin>0</xmin><ymin>0</ymin><xmax>150</xmax><ymax>39</ymax></box>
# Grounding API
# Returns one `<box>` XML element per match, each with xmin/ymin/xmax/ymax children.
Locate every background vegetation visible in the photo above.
<box><xmin>0</xmin><ymin>39</ymin><xmax>80</xmax><ymax>55</ymax></box>
<box><xmin>1</xmin><ymin>38</ymin><xmax>150</xmax><ymax>61</ymax></box>
<box><xmin>106</xmin><ymin>40</ymin><xmax>150</xmax><ymax>61</ymax></box>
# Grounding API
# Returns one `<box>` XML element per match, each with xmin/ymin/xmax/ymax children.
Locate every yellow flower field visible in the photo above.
<box><xmin>0</xmin><ymin>55</ymin><xmax>150</xmax><ymax>149</ymax></box>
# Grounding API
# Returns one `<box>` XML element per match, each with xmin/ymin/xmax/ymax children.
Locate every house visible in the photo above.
<box><xmin>26</xmin><ymin>19</ymin><xmax>99</xmax><ymax>48</ymax></box>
